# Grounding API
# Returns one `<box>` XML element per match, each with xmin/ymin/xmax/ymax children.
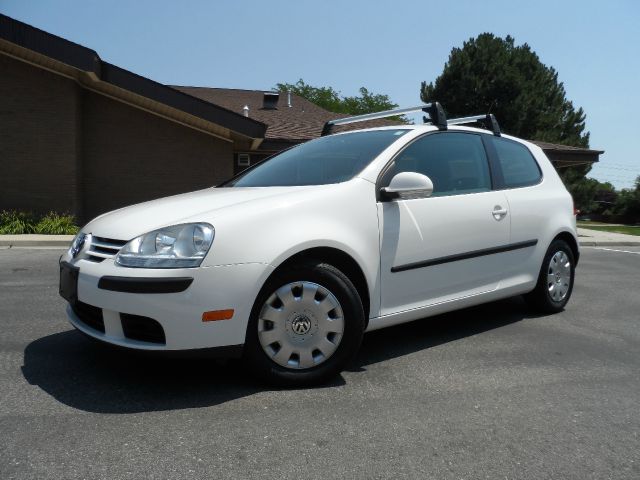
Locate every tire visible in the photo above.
<box><xmin>524</xmin><ymin>239</ymin><xmax>575</xmax><ymax>313</ymax></box>
<box><xmin>244</xmin><ymin>260</ymin><xmax>365</xmax><ymax>386</ymax></box>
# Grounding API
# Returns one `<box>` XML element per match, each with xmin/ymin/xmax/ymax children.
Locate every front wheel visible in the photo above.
<box><xmin>525</xmin><ymin>239</ymin><xmax>575</xmax><ymax>313</ymax></box>
<box><xmin>244</xmin><ymin>260</ymin><xmax>365</xmax><ymax>386</ymax></box>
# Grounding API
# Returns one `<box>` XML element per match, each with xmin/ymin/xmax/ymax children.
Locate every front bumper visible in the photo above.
<box><xmin>61</xmin><ymin>252</ymin><xmax>274</xmax><ymax>351</ymax></box>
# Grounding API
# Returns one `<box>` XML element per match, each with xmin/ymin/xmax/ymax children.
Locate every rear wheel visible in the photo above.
<box><xmin>244</xmin><ymin>260</ymin><xmax>365</xmax><ymax>386</ymax></box>
<box><xmin>525</xmin><ymin>239</ymin><xmax>575</xmax><ymax>313</ymax></box>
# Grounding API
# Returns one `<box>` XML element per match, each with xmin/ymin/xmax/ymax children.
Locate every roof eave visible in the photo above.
<box><xmin>0</xmin><ymin>14</ymin><xmax>267</xmax><ymax>140</ymax></box>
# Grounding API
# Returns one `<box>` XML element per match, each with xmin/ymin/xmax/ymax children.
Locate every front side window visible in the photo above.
<box><xmin>224</xmin><ymin>129</ymin><xmax>409</xmax><ymax>187</ymax></box>
<box><xmin>489</xmin><ymin>137</ymin><xmax>541</xmax><ymax>188</ymax></box>
<box><xmin>383</xmin><ymin>132</ymin><xmax>491</xmax><ymax>197</ymax></box>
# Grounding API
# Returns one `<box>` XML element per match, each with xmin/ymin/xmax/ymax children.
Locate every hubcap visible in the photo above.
<box><xmin>547</xmin><ymin>251</ymin><xmax>572</xmax><ymax>302</ymax></box>
<box><xmin>258</xmin><ymin>281</ymin><xmax>345</xmax><ymax>369</ymax></box>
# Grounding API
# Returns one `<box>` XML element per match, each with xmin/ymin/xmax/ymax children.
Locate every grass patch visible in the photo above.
<box><xmin>578</xmin><ymin>222</ymin><xmax>640</xmax><ymax>236</ymax></box>
<box><xmin>0</xmin><ymin>210</ymin><xmax>79</xmax><ymax>235</ymax></box>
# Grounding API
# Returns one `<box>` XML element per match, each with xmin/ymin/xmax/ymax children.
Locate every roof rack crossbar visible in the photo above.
<box><xmin>448</xmin><ymin>113</ymin><xmax>501</xmax><ymax>136</ymax></box>
<box><xmin>320</xmin><ymin>103</ymin><xmax>500</xmax><ymax>136</ymax></box>
<box><xmin>321</xmin><ymin>102</ymin><xmax>447</xmax><ymax>136</ymax></box>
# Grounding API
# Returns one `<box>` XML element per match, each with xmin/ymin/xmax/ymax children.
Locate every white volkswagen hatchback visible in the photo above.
<box><xmin>60</xmin><ymin>105</ymin><xmax>578</xmax><ymax>385</ymax></box>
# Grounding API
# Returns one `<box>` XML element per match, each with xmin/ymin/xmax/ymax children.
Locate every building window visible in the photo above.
<box><xmin>237</xmin><ymin>154</ymin><xmax>250</xmax><ymax>167</ymax></box>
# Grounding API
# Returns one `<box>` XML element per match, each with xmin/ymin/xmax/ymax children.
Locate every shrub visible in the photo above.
<box><xmin>0</xmin><ymin>210</ymin><xmax>79</xmax><ymax>235</ymax></box>
<box><xmin>35</xmin><ymin>212</ymin><xmax>79</xmax><ymax>235</ymax></box>
<box><xmin>0</xmin><ymin>210</ymin><xmax>37</xmax><ymax>234</ymax></box>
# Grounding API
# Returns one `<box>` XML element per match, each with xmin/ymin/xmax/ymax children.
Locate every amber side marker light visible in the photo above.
<box><xmin>202</xmin><ymin>309</ymin><xmax>234</xmax><ymax>322</ymax></box>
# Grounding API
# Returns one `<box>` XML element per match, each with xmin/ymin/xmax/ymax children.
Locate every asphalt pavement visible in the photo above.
<box><xmin>1</xmin><ymin>247</ymin><xmax>639</xmax><ymax>479</ymax></box>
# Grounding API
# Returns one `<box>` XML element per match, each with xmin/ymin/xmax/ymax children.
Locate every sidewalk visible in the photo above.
<box><xmin>577</xmin><ymin>227</ymin><xmax>640</xmax><ymax>247</ymax></box>
<box><xmin>2</xmin><ymin>230</ymin><xmax>640</xmax><ymax>248</ymax></box>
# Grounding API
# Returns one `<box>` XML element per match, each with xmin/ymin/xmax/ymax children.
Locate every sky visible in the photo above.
<box><xmin>2</xmin><ymin>0</ymin><xmax>639</xmax><ymax>189</ymax></box>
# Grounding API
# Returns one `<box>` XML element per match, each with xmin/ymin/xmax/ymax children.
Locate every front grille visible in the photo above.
<box><xmin>86</xmin><ymin>236</ymin><xmax>127</xmax><ymax>263</ymax></box>
<box><xmin>120</xmin><ymin>313</ymin><xmax>166</xmax><ymax>345</ymax></box>
<box><xmin>72</xmin><ymin>301</ymin><xmax>105</xmax><ymax>333</ymax></box>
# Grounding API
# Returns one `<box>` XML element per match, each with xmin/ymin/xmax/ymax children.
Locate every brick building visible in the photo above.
<box><xmin>0</xmin><ymin>14</ymin><xmax>603</xmax><ymax>223</ymax></box>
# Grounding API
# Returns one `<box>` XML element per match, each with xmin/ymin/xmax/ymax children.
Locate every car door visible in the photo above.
<box><xmin>378</xmin><ymin>131</ymin><xmax>511</xmax><ymax>315</ymax></box>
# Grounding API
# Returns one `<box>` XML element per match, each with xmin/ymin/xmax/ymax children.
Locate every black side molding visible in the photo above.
<box><xmin>98</xmin><ymin>276</ymin><xmax>194</xmax><ymax>294</ymax></box>
<box><xmin>391</xmin><ymin>240</ymin><xmax>538</xmax><ymax>273</ymax></box>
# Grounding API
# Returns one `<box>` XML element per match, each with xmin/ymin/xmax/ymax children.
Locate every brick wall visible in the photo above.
<box><xmin>0</xmin><ymin>55</ymin><xmax>80</xmax><ymax>215</ymax></box>
<box><xmin>0</xmin><ymin>54</ymin><xmax>234</xmax><ymax>224</ymax></box>
<box><xmin>81</xmin><ymin>92</ymin><xmax>233</xmax><ymax>222</ymax></box>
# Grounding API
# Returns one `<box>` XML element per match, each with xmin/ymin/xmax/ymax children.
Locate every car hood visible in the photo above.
<box><xmin>84</xmin><ymin>186</ymin><xmax>312</xmax><ymax>240</ymax></box>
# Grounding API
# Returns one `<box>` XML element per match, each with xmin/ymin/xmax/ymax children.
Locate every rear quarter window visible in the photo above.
<box><xmin>489</xmin><ymin>137</ymin><xmax>542</xmax><ymax>188</ymax></box>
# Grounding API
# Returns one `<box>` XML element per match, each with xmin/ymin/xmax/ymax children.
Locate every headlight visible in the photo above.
<box><xmin>115</xmin><ymin>223</ymin><xmax>214</xmax><ymax>268</ymax></box>
<box><xmin>68</xmin><ymin>232</ymin><xmax>86</xmax><ymax>258</ymax></box>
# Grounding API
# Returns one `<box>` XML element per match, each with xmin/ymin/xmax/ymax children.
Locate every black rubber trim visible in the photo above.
<box><xmin>98</xmin><ymin>276</ymin><xmax>193</xmax><ymax>293</ymax></box>
<box><xmin>391</xmin><ymin>239</ymin><xmax>538</xmax><ymax>273</ymax></box>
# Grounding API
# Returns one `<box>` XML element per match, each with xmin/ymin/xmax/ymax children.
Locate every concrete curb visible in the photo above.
<box><xmin>578</xmin><ymin>240</ymin><xmax>640</xmax><ymax>247</ymax></box>
<box><xmin>1</xmin><ymin>235</ymin><xmax>639</xmax><ymax>249</ymax></box>
<box><xmin>0</xmin><ymin>235</ymin><xmax>73</xmax><ymax>248</ymax></box>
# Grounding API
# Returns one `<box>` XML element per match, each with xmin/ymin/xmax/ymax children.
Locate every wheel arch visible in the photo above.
<box><xmin>267</xmin><ymin>247</ymin><xmax>371</xmax><ymax>324</ymax></box>
<box><xmin>553</xmin><ymin>231</ymin><xmax>580</xmax><ymax>266</ymax></box>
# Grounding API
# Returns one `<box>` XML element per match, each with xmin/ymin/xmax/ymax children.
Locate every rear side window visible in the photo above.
<box><xmin>490</xmin><ymin>137</ymin><xmax>541</xmax><ymax>188</ymax></box>
<box><xmin>383</xmin><ymin>132</ymin><xmax>491</xmax><ymax>197</ymax></box>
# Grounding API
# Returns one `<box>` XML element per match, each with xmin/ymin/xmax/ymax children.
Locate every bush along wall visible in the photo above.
<box><xmin>0</xmin><ymin>211</ymin><xmax>79</xmax><ymax>235</ymax></box>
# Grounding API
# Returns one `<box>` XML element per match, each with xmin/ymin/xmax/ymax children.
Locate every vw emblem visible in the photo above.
<box><xmin>291</xmin><ymin>315</ymin><xmax>311</xmax><ymax>335</ymax></box>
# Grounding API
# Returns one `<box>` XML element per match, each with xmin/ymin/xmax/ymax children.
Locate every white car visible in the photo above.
<box><xmin>60</xmin><ymin>104</ymin><xmax>578</xmax><ymax>385</ymax></box>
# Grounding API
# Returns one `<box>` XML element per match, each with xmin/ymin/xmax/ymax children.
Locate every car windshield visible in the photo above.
<box><xmin>224</xmin><ymin>129</ymin><xmax>409</xmax><ymax>187</ymax></box>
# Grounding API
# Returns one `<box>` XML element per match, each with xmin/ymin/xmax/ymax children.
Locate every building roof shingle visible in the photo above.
<box><xmin>530</xmin><ymin>140</ymin><xmax>604</xmax><ymax>155</ymax></box>
<box><xmin>172</xmin><ymin>86</ymin><xmax>399</xmax><ymax>141</ymax></box>
<box><xmin>173</xmin><ymin>87</ymin><xmax>603</xmax><ymax>160</ymax></box>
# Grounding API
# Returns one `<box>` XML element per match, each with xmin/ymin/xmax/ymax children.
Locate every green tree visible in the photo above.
<box><xmin>275</xmin><ymin>79</ymin><xmax>398</xmax><ymax>115</ymax></box>
<box><xmin>560</xmin><ymin>170</ymin><xmax>614</xmax><ymax>214</ymax></box>
<box><xmin>341</xmin><ymin>87</ymin><xmax>399</xmax><ymax>115</ymax></box>
<box><xmin>613</xmin><ymin>176</ymin><xmax>640</xmax><ymax>221</ymax></box>
<box><xmin>421</xmin><ymin>33</ymin><xmax>596</xmax><ymax>206</ymax></box>
<box><xmin>420</xmin><ymin>33</ymin><xmax>589</xmax><ymax>147</ymax></box>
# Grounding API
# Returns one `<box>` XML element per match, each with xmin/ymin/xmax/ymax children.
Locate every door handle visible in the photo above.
<box><xmin>492</xmin><ymin>205</ymin><xmax>508</xmax><ymax>220</ymax></box>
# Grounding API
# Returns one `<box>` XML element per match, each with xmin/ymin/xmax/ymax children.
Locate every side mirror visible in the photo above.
<box><xmin>381</xmin><ymin>172</ymin><xmax>434</xmax><ymax>200</ymax></box>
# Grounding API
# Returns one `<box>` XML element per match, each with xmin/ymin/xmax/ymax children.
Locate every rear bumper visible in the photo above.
<box><xmin>62</xmin><ymin>253</ymin><xmax>274</xmax><ymax>351</ymax></box>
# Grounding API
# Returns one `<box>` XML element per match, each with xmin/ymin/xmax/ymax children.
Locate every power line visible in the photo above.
<box><xmin>594</xmin><ymin>166</ymin><xmax>639</xmax><ymax>172</ymax></box>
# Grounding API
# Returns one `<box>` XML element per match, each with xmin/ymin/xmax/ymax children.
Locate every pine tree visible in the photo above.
<box><xmin>421</xmin><ymin>34</ymin><xmax>589</xmax><ymax>147</ymax></box>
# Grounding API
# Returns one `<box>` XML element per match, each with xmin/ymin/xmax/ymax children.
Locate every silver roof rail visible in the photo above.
<box><xmin>321</xmin><ymin>102</ymin><xmax>447</xmax><ymax>136</ymax></box>
<box><xmin>321</xmin><ymin>103</ymin><xmax>501</xmax><ymax>137</ymax></box>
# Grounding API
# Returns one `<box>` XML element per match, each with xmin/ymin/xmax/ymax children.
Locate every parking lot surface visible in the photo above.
<box><xmin>1</xmin><ymin>247</ymin><xmax>639</xmax><ymax>479</ymax></box>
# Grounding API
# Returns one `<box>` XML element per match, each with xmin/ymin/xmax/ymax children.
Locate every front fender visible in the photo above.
<box><xmin>201</xmin><ymin>179</ymin><xmax>382</xmax><ymax>315</ymax></box>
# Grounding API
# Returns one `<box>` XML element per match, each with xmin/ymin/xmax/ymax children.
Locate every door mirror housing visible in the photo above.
<box><xmin>381</xmin><ymin>172</ymin><xmax>434</xmax><ymax>200</ymax></box>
